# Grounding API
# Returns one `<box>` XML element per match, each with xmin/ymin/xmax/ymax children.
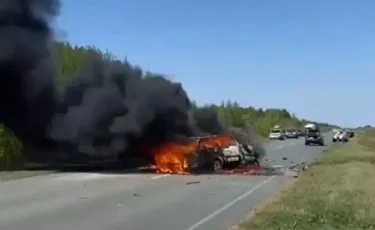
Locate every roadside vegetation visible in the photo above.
<box><xmin>237</xmin><ymin>128</ymin><xmax>375</xmax><ymax>230</ymax></box>
<box><xmin>0</xmin><ymin>42</ymin><xmax>335</xmax><ymax>174</ymax></box>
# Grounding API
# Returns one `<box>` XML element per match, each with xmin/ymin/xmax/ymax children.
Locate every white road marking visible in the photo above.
<box><xmin>290</xmin><ymin>142</ymin><xmax>296</xmax><ymax>146</ymax></box>
<box><xmin>151</xmin><ymin>174</ymin><xmax>171</xmax><ymax>179</ymax></box>
<box><xmin>184</xmin><ymin>176</ymin><xmax>276</xmax><ymax>230</ymax></box>
<box><xmin>277</xmin><ymin>145</ymin><xmax>284</xmax><ymax>149</ymax></box>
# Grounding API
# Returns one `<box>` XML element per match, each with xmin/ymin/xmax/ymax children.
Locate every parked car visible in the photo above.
<box><xmin>268</xmin><ymin>128</ymin><xmax>286</xmax><ymax>140</ymax></box>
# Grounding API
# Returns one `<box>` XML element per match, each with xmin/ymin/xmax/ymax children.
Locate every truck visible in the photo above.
<box><xmin>305</xmin><ymin>128</ymin><xmax>325</xmax><ymax>146</ymax></box>
<box><xmin>186</xmin><ymin>135</ymin><xmax>263</xmax><ymax>172</ymax></box>
<box><xmin>304</xmin><ymin>123</ymin><xmax>319</xmax><ymax>132</ymax></box>
<box><xmin>303</xmin><ymin>123</ymin><xmax>325</xmax><ymax>146</ymax></box>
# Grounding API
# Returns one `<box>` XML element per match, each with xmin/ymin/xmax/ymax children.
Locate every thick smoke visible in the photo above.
<box><xmin>50</xmin><ymin>50</ymin><xmax>195</xmax><ymax>161</ymax></box>
<box><xmin>0</xmin><ymin>0</ymin><xmax>59</xmax><ymax>144</ymax></box>
<box><xmin>228</xmin><ymin>127</ymin><xmax>266</xmax><ymax>161</ymax></box>
<box><xmin>0</xmin><ymin>0</ymin><xmax>265</xmax><ymax>165</ymax></box>
<box><xmin>190</xmin><ymin>107</ymin><xmax>225</xmax><ymax>135</ymax></box>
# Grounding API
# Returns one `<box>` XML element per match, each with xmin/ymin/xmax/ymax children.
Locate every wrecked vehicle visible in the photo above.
<box><xmin>186</xmin><ymin>135</ymin><xmax>263</xmax><ymax>173</ymax></box>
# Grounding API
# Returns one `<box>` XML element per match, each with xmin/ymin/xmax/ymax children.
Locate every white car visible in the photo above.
<box><xmin>332</xmin><ymin>130</ymin><xmax>341</xmax><ymax>142</ymax></box>
<box><xmin>339</xmin><ymin>131</ymin><xmax>349</xmax><ymax>142</ymax></box>
<box><xmin>269</xmin><ymin>128</ymin><xmax>286</xmax><ymax>140</ymax></box>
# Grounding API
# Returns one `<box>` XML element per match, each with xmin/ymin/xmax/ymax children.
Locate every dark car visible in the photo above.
<box><xmin>297</xmin><ymin>129</ymin><xmax>305</xmax><ymax>137</ymax></box>
<box><xmin>305</xmin><ymin>129</ymin><xmax>324</xmax><ymax>146</ymax></box>
<box><xmin>285</xmin><ymin>129</ymin><xmax>299</xmax><ymax>138</ymax></box>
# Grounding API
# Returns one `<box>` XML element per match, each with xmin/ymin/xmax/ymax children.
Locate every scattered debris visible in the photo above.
<box><xmin>186</xmin><ymin>181</ymin><xmax>201</xmax><ymax>185</ymax></box>
<box><xmin>133</xmin><ymin>193</ymin><xmax>140</xmax><ymax>196</ymax></box>
<box><xmin>284</xmin><ymin>161</ymin><xmax>309</xmax><ymax>177</ymax></box>
<box><xmin>282</xmin><ymin>157</ymin><xmax>288</xmax><ymax>160</ymax></box>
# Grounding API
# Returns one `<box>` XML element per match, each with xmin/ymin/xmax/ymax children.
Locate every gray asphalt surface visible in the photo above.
<box><xmin>0</xmin><ymin>133</ymin><xmax>333</xmax><ymax>230</ymax></box>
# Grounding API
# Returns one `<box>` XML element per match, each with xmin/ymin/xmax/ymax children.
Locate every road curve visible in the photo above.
<box><xmin>0</xmin><ymin>133</ymin><xmax>332</xmax><ymax>230</ymax></box>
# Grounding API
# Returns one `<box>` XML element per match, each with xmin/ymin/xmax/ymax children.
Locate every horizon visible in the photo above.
<box><xmin>56</xmin><ymin>0</ymin><xmax>374</xmax><ymax>127</ymax></box>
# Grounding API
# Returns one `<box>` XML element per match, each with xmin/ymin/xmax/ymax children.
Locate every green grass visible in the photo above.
<box><xmin>236</xmin><ymin>129</ymin><xmax>375</xmax><ymax>230</ymax></box>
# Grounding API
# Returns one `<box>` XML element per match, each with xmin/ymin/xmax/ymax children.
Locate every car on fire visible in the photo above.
<box><xmin>187</xmin><ymin>135</ymin><xmax>263</xmax><ymax>173</ymax></box>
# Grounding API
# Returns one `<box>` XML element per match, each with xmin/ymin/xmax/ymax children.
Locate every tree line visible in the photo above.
<box><xmin>0</xmin><ymin>42</ymin><xmax>335</xmax><ymax>169</ymax></box>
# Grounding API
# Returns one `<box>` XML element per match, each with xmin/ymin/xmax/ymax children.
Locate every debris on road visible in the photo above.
<box><xmin>282</xmin><ymin>157</ymin><xmax>288</xmax><ymax>160</ymax></box>
<box><xmin>186</xmin><ymin>181</ymin><xmax>201</xmax><ymax>185</ymax></box>
<box><xmin>133</xmin><ymin>193</ymin><xmax>140</xmax><ymax>196</ymax></box>
<box><xmin>284</xmin><ymin>161</ymin><xmax>308</xmax><ymax>177</ymax></box>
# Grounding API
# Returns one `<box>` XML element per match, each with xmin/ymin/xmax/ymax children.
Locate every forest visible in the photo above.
<box><xmin>0</xmin><ymin>42</ymin><xmax>335</xmax><ymax>169</ymax></box>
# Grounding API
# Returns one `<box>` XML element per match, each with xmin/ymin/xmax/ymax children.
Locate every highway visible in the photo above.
<box><xmin>0</xmin><ymin>133</ymin><xmax>332</xmax><ymax>230</ymax></box>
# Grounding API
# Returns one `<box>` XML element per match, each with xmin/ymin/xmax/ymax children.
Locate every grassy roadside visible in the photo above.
<box><xmin>0</xmin><ymin>170</ymin><xmax>54</xmax><ymax>182</ymax></box>
<box><xmin>236</xmin><ymin>128</ymin><xmax>375</xmax><ymax>230</ymax></box>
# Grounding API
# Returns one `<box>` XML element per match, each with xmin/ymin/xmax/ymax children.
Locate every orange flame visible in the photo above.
<box><xmin>152</xmin><ymin>135</ymin><xmax>234</xmax><ymax>173</ymax></box>
<box><xmin>152</xmin><ymin>141</ymin><xmax>196</xmax><ymax>173</ymax></box>
<box><xmin>198</xmin><ymin>134</ymin><xmax>233</xmax><ymax>148</ymax></box>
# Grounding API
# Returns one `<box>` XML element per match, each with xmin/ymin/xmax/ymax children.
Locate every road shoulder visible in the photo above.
<box><xmin>0</xmin><ymin>170</ymin><xmax>55</xmax><ymax>182</ymax></box>
<box><xmin>232</xmin><ymin>129</ymin><xmax>375</xmax><ymax>230</ymax></box>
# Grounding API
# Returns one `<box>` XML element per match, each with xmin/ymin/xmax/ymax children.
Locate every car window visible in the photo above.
<box><xmin>271</xmin><ymin>129</ymin><xmax>280</xmax><ymax>133</ymax></box>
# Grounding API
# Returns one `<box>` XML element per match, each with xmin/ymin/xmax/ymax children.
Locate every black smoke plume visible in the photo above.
<box><xmin>0</xmin><ymin>0</ymin><xmax>59</xmax><ymax>144</ymax></box>
<box><xmin>190</xmin><ymin>107</ymin><xmax>224</xmax><ymax>135</ymax></box>
<box><xmin>0</xmin><ymin>0</ymin><xmax>265</xmax><ymax>166</ymax></box>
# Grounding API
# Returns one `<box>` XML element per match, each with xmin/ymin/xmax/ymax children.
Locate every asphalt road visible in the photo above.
<box><xmin>0</xmin><ymin>133</ymin><xmax>333</xmax><ymax>230</ymax></box>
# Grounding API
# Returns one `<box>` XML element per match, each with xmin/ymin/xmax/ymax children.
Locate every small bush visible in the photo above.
<box><xmin>0</xmin><ymin>124</ymin><xmax>24</xmax><ymax>170</ymax></box>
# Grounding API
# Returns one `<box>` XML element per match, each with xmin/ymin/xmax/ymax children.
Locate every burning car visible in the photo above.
<box><xmin>152</xmin><ymin>134</ymin><xmax>264</xmax><ymax>174</ymax></box>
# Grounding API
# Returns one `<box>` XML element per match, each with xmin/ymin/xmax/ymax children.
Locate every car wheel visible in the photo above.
<box><xmin>213</xmin><ymin>158</ymin><xmax>224</xmax><ymax>172</ymax></box>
